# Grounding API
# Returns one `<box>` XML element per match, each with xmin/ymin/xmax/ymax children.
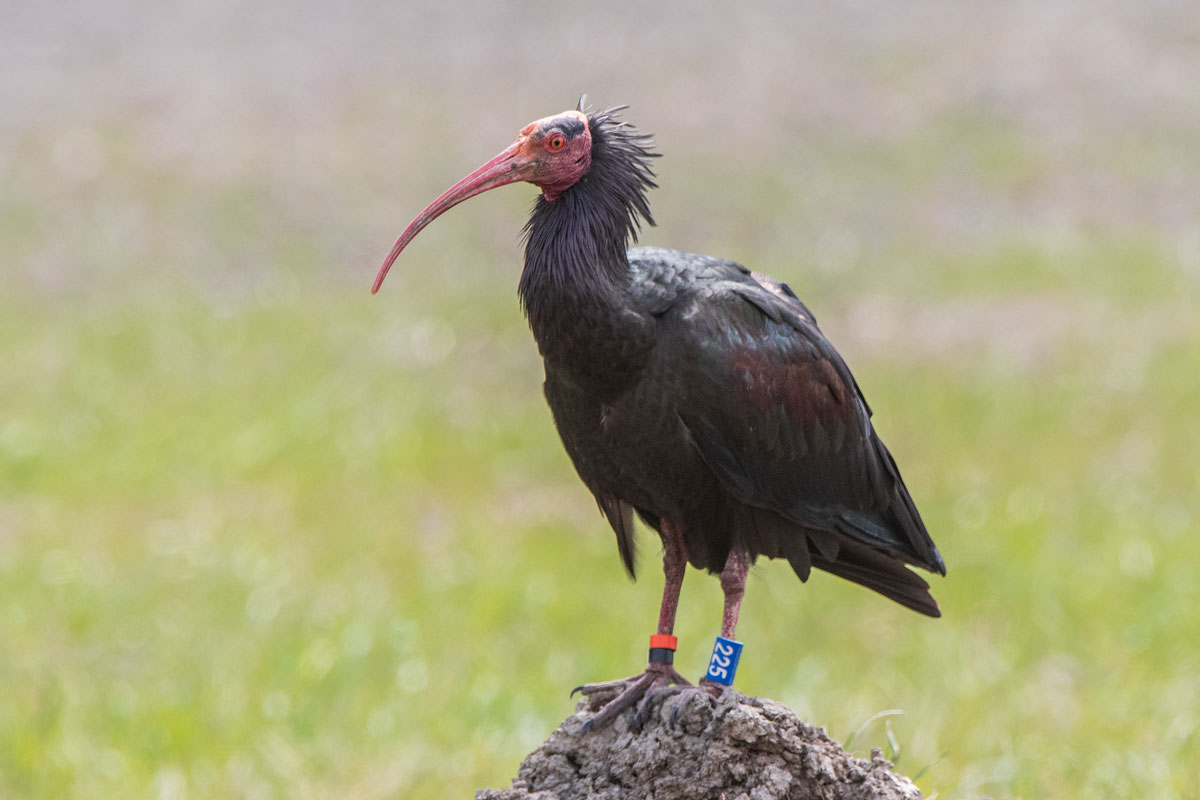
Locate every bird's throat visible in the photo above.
<box><xmin>518</xmin><ymin>191</ymin><xmax>630</xmax><ymax>327</ymax></box>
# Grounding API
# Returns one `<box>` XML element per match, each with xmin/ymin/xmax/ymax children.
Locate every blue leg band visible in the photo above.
<box><xmin>704</xmin><ymin>636</ymin><xmax>744</xmax><ymax>686</ymax></box>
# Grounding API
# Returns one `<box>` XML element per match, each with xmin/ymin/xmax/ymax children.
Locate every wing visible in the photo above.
<box><xmin>661</xmin><ymin>260</ymin><xmax>945</xmax><ymax>580</ymax></box>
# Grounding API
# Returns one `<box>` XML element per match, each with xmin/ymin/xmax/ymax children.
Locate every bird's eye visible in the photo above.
<box><xmin>548</xmin><ymin>135</ymin><xmax>566</xmax><ymax>151</ymax></box>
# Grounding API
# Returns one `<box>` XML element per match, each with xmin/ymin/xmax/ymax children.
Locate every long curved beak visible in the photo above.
<box><xmin>372</xmin><ymin>138</ymin><xmax>536</xmax><ymax>294</ymax></box>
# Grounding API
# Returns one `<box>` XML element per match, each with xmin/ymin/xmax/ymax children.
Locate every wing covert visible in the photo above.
<box><xmin>670</xmin><ymin>273</ymin><xmax>942</xmax><ymax>572</ymax></box>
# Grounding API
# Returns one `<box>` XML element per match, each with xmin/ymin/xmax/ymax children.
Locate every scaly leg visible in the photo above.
<box><xmin>718</xmin><ymin>546</ymin><xmax>748</xmax><ymax>639</ymax></box>
<box><xmin>700</xmin><ymin>546</ymin><xmax>748</xmax><ymax>696</ymax></box>
<box><xmin>574</xmin><ymin>519</ymin><xmax>693</xmax><ymax>731</ymax></box>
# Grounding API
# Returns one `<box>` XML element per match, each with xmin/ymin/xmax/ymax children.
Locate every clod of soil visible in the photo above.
<box><xmin>477</xmin><ymin>687</ymin><xmax>922</xmax><ymax>800</ymax></box>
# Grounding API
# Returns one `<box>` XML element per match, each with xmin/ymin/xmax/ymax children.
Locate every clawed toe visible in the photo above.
<box><xmin>633</xmin><ymin>682</ymin><xmax>687</xmax><ymax>729</ymax></box>
<box><xmin>575</xmin><ymin>663</ymin><xmax>693</xmax><ymax>731</ymax></box>
<box><xmin>571</xmin><ymin>675</ymin><xmax>635</xmax><ymax>699</ymax></box>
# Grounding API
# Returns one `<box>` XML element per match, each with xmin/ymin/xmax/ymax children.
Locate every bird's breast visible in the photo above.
<box><xmin>530</xmin><ymin>304</ymin><xmax>654</xmax><ymax>398</ymax></box>
<box><xmin>542</xmin><ymin>346</ymin><xmax>715</xmax><ymax>525</ymax></box>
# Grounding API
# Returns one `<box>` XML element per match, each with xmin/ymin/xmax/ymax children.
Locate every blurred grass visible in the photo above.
<box><xmin>4</xmin><ymin>3</ymin><xmax>1200</xmax><ymax>797</ymax></box>
<box><xmin>4</xmin><ymin>193</ymin><xmax>1199</xmax><ymax>797</ymax></box>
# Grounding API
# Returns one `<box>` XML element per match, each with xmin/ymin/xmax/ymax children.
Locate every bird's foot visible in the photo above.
<box><xmin>572</xmin><ymin>661</ymin><xmax>694</xmax><ymax>732</ymax></box>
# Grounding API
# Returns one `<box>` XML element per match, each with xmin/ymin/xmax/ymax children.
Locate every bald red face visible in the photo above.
<box><xmin>372</xmin><ymin>108</ymin><xmax>594</xmax><ymax>293</ymax></box>
<box><xmin>516</xmin><ymin>109</ymin><xmax>593</xmax><ymax>200</ymax></box>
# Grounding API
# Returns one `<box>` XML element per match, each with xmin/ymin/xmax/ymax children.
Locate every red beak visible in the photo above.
<box><xmin>372</xmin><ymin>138</ymin><xmax>537</xmax><ymax>294</ymax></box>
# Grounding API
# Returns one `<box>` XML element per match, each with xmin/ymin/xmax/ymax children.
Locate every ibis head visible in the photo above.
<box><xmin>372</xmin><ymin>109</ymin><xmax>592</xmax><ymax>293</ymax></box>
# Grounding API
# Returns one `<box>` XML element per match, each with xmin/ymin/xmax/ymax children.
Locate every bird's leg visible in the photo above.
<box><xmin>718</xmin><ymin>546</ymin><xmax>748</xmax><ymax>639</ymax></box>
<box><xmin>574</xmin><ymin>519</ymin><xmax>694</xmax><ymax>731</ymax></box>
<box><xmin>655</xmin><ymin>518</ymin><xmax>689</xmax><ymax>636</ymax></box>
<box><xmin>700</xmin><ymin>546</ymin><xmax>749</xmax><ymax>697</ymax></box>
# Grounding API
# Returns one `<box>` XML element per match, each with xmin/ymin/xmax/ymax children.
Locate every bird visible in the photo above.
<box><xmin>372</xmin><ymin>98</ymin><xmax>945</xmax><ymax>730</ymax></box>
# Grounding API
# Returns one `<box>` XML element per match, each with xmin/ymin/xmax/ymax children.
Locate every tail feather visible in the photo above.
<box><xmin>597</xmin><ymin>496</ymin><xmax>637</xmax><ymax>578</ymax></box>
<box><xmin>811</xmin><ymin>537</ymin><xmax>940</xmax><ymax>617</ymax></box>
<box><xmin>741</xmin><ymin>506</ymin><xmax>812</xmax><ymax>581</ymax></box>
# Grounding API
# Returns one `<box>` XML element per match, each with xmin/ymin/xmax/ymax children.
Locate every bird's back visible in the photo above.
<box><xmin>542</xmin><ymin>246</ymin><xmax>944</xmax><ymax>615</ymax></box>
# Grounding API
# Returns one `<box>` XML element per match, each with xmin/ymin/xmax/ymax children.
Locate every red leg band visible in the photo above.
<box><xmin>649</xmin><ymin>634</ymin><xmax>678</xmax><ymax>651</ymax></box>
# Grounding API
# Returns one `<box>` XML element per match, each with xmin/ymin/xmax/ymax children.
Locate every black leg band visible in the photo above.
<box><xmin>648</xmin><ymin>647</ymin><xmax>675</xmax><ymax>665</ymax></box>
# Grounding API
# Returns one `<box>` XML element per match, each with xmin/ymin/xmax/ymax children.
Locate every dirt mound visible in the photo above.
<box><xmin>477</xmin><ymin>688</ymin><xmax>922</xmax><ymax>800</ymax></box>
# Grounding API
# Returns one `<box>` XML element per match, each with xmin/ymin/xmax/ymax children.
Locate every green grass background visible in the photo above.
<box><xmin>3</xmin><ymin>2</ymin><xmax>1199</xmax><ymax>797</ymax></box>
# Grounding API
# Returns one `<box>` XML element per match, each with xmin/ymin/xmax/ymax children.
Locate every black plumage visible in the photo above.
<box><xmin>373</xmin><ymin>100</ymin><xmax>945</xmax><ymax>725</ymax></box>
